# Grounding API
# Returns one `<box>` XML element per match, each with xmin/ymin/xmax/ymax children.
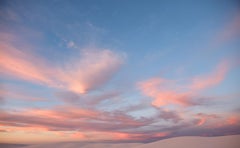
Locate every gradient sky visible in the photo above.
<box><xmin>0</xmin><ymin>0</ymin><xmax>240</xmax><ymax>144</ymax></box>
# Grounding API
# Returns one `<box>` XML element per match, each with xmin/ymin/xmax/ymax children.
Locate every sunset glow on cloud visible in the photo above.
<box><xmin>0</xmin><ymin>36</ymin><xmax>124</xmax><ymax>94</ymax></box>
<box><xmin>138</xmin><ymin>61</ymin><xmax>230</xmax><ymax>107</ymax></box>
<box><xmin>0</xmin><ymin>0</ymin><xmax>240</xmax><ymax>145</ymax></box>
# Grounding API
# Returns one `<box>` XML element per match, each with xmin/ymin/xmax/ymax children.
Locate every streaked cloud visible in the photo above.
<box><xmin>212</xmin><ymin>11</ymin><xmax>240</xmax><ymax>47</ymax></box>
<box><xmin>0</xmin><ymin>33</ymin><xmax>125</xmax><ymax>94</ymax></box>
<box><xmin>0</xmin><ymin>0</ymin><xmax>239</xmax><ymax>144</ymax></box>
<box><xmin>138</xmin><ymin>61</ymin><xmax>230</xmax><ymax>107</ymax></box>
<box><xmin>190</xmin><ymin>61</ymin><xmax>229</xmax><ymax>91</ymax></box>
<box><xmin>59</xmin><ymin>49</ymin><xmax>124</xmax><ymax>93</ymax></box>
<box><xmin>1</xmin><ymin>105</ymin><xmax>239</xmax><ymax>142</ymax></box>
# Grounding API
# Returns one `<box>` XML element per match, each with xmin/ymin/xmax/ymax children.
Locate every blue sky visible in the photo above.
<box><xmin>0</xmin><ymin>0</ymin><xmax>240</xmax><ymax>144</ymax></box>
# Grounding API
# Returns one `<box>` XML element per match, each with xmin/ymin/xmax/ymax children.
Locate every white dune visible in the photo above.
<box><xmin>21</xmin><ymin>143</ymin><xmax>141</xmax><ymax>148</ymax></box>
<box><xmin>134</xmin><ymin>135</ymin><xmax>240</xmax><ymax>148</ymax></box>
<box><xmin>1</xmin><ymin>135</ymin><xmax>240</xmax><ymax>148</ymax></box>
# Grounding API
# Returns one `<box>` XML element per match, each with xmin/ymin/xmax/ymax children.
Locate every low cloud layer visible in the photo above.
<box><xmin>0</xmin><ymin>105</ymin><xmax>239</xmax><ymax>142</ymax></box>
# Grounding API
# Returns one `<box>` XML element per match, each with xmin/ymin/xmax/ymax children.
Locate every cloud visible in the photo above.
<box><xmin>137</xmin><ymin>78</ymin><xmax>194</xmax><ymax>107</ymax></box>
<box><xmin>226</xmin><ymin>116</ymin><xmax>240</xmax><ymax>126</ymax></box>
<box><xmin>171</xmin><ymin>123</ymin><xmax>240</xmax><ymax>137</ymax></box>
<box><xmin>109</xmin><ymin>132</ymin><xmax>169</xmax><ymax>142</ymax></box>
<box><xmin>195</xmin><ymin>113</ymin><xmax>219</xmax><ymax>126</ymax></box>
<box><xmin>190</xmin><ymin>60</ymin><xmax>229</xmax><ymax>91</ymax></box>
<box><xmin>212</xmin><ymin>11</ymin><xmax>240</xmax><ymax>47</ymax></box>
<box><xmin>0</xmin><ymin>85</ymin><xmax>46</xmax><ymax>102</ymax></box>
<box><xmin>138</xmin><ymin>61</ymin><xmax>230</xmax><ymax>108</ymax></box>
<box><xmin>0</xmin><ymin>41</ymin><xmax>52</xmax><ymax>84</ymax></box>
<box><xmin>1</xmin><ymin>104</ymin><xmax>240</xmax><ymax>142</ymax></box>
<box><xmin>56</xmin><ymin>90</ymin><xmax>121</xmax><ymax>107</ymax></box>
<box><xmin>0</xmin><ymin>33</ymin><xmax>125</xmax><ymax>94</ymax></box>
<box><xmin>57</xmin><ymin>49</ymin><xmax>124</xmax><ymax>93</ymax></box>
<box><xmin>157</xmin><ymin>108</ymin><xmax>183</xmax><ymax>123</ymax></box>
<box><xmin>0</xmin><ymin>7</ymin><xmax>20</xmax><ymax>22</ymax></box>
<box><xmin>0</xmin><ymin>106</ymin><xmax>149</xmax><ymax>132</ymax></box>
<box><xmin>70</xmin><ymin>132</ymin><xmax>86</xmax><ymax>139</ymax></box>
<box><xmin>0</xmin><ymin>105</ymin><xmax>182</xmax><ymax>142</ymax></box>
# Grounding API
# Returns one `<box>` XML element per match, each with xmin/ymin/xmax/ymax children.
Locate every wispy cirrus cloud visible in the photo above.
<box><xmin>0</xmin><ymin>1</ymin><xmax>239</xmax><ymax>145</ymax></box>
<box><xmin>190</xmin><ymin>61</ymin><xmax>229</xmax><ymax>91</ymax></box>
<box><xmin>59</xmin><ymin>49</ymin><xmax>124</xmax><ymax>93</ymax></box>
<box><xmin>212</xmin><ymin>11</ymin><xmax>240</xmax><ymax>47</ymax></box>
<box><xmin>0</xmin><ymin>33</ymin><xmax>125</xmax><ymax>94</ymax></box>
<box><xmin>0</xmin><ymin>88</ymin><xmax>45</xmax><ymax>102</ymax></box>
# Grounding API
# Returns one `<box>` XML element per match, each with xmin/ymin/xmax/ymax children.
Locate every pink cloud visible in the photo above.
<box><xmin>138</xmin><ymin>78</ymin><xmax>194</xmax><ymax>107</ymax></box>
<box><xmin>212</xmin><ymin>12</ymin><xmax>240</xmax><ymax>47</ymax></box>
<box><xmin>153</xmin><ymin>132</ymin><xmax>169</xmax><ymax>138</ymax></box>
<box><xmin>226</xmin><ymin>116</ymin><xmax>240</xmax><ymax>125</ymax></box>
<box><xmin>0</xmin><ymin>86</ymin><xmax>46</xmax><ymax>101</ymax></box>
<box><xmin>195</xmin><ymin>113</ymin><xmax>219</xmax><ymax>126</ymax></box>
<box><xmin>107</xmin><ymin>132</ymin><xmax>169</xmax><ymax>141</ymax></box>
<box><xmin>0</xmin><ymin>105</ymin><xmax>148</xmax><ymax>133</ymax></box>
<box><xmin>57</xmin><ymin>49</ymin><xmax>124</xmax><ymax>93</ymax></box>
<box><xmin>0</xmin><ymin>33</ymin><xmax>124</xmax><ymax>94</ymax></box>
<box><xmin>1</xmin><ymin>105</ymin><xmax>239</xmax><ymax>142</ymax></box>
<box><xmin>190</xmin><ymin>61</ymin><xmax>229</xmax><ymax>91</ymax></box>
<box><xmin>138</xmin><ymin>78</ymin><xmax>187</xmax><ymax>107</ymax></box>
<box><xmin>138</xmin><ymin>61</ymin><xmax>230</xmax><ymax>108</ymax></box>
<box><xmin>0</xmin><ymin>42</ymin><xmax>52</xmax><ymax>84</ymax></box>
<box><xmin>196</xmin><ymin>118</ymin><xmax>205</xmax><ymax>126</ymax></box>
<box><xmin>70</xmin><ymin>132</ymin><xmax>85</xmax><ymax>139</ymax></box>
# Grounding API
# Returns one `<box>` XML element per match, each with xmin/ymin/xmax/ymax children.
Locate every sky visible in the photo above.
<box><xmin>0</xmin><ymin>0</ymin><xmax>240</xmax><ymax>144</ymax></box>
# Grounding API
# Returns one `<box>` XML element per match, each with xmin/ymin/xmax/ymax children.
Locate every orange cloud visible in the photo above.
<box><xmin>71</xmin><ymin>132</ymin><xmax>85</xmax><ymax>139</ymax></box>
<box><xmin>111</xmin><ymin>132</ymin><xmax>130</xmax><ymax>140</ymax></box>
<box><xmin>227</xmin><ymin>116</ymin><xmax>240</xmax><ymax>125</ymax></box>
<box><xmin>109</xmin><ymin>132</ymin><xmax>169</xmax><ymax>141</ymax></box>
<box><xmin>153</xmin><ymin>132</ymin><xmax>169</xmax><ymax>138</ymax></box>
<box><xmin>0</xmin><ymin>33</ymin><xmax>124</xmax><ymax>94</ymax></box>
